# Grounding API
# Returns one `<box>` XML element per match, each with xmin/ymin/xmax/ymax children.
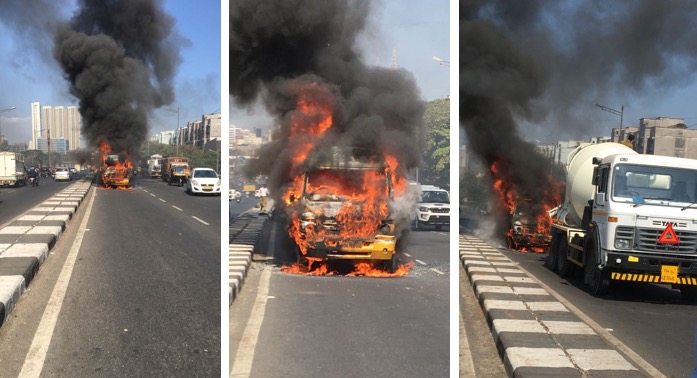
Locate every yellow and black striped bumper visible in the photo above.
<box><xmin>610</xmin><ymin>272</ymin><xmax>697</xmax><ymax>285</ymax></box>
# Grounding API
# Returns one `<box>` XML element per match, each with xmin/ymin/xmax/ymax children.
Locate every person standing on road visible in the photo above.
<box><xmin>258</xmin><ymin>185</ymin><xmax>269</xmax><ymax>212</ymax></box>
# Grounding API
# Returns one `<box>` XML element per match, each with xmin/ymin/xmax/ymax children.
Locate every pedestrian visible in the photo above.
<box><xmin>258</xmin><ymin>185</ymin><xmax>269</xmax><ymax>212</ymax></box>
<box><xmin>620</xmin><ymin>133</ymin><xmax>635</xmax><ymax>149</ymax></box>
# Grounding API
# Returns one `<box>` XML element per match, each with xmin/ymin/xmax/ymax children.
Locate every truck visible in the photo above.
<box><xmin>161</xmin><ymin>157</ymin><xmax>189</xmax><ymax>182</ymax></box>
<box><xmin>101</xmin><ymin>154</ymin><xmax>134</xmax><ymax>188</ymax></box>
<box><xmin>413</xmin><ymin>184</ymin><xmax>450</xmax><ymax>230</ymax></box>
<box><xmin>0</xmin><ymin>152</ymin><xmax>26</xmax><ymax>187</ymax></box>
<box><xmin>547</xmin><ymin>142</ymin><xmax>697</xmax><ymax>299</ymax></box>
<box><xmin>147</xmin><ymin>154</ymin><xmax>163</xmax><ymax>178</ymax></box>
<box><xmin>288</xmin><ymin>147</ymin><xmax>399</xmax><ymax>272</ymax></box>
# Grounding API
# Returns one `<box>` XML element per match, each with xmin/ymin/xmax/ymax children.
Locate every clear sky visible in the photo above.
<box><xmin>0</xmin><ymin>0</ymin><xmax>221</xmax><ymax>148</ymax></box>
<box><xmin>230</xmin><ymin>0</ymin><xmax>450</xmax><ymax>132</ymax></box>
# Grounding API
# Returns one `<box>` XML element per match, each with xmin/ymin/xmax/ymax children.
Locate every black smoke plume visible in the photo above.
<box><xmin>230</xmin><ymin>0</ymin><xmax>425</xmax><ymax>204</ymax></box>
<box><xmin>53</xmin><ymin>0</ymin><xmax>183</xmax><ymax>154</ymax></box>
<box><xmin>461</xmin><ymin>0</ymin><xmax>697</xmax><ymax>239</ymax></box>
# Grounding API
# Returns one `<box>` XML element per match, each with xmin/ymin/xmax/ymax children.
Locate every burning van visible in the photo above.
<box><xmin>100</xmin><ymin>152</ymin><xmax>134</xmax><ymax>189</ymax></box>
<box><xmin>287</xmin><ymin>147</ymin><xmax>399</xmax><ymax>272</ymax></box>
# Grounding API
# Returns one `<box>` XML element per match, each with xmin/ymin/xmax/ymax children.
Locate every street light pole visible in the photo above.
<box><xmin>0</xmin><ymin>106</ymin><xmax>17</xmax><ymax>151</ymax></box>
<box><xmin>432</xmin><ymin>56</ymin><xmax>450</xmax><ymax>66</ymax></box>
<box><xmin>595</xmin><ymin>103</ymin><xmax>624</xmax><ymax>135</ymax></box>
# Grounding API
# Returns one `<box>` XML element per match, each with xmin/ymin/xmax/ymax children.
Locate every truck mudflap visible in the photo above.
<box><xmin>303</xmin><ymin>235</ymin><xmax>396</xmax><ymax>261</ymax></box>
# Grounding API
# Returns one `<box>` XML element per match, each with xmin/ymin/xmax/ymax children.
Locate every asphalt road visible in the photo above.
<box><xmin>230</xmin><ymin>218</ymin><xmax>450</xmax><ymax>377</ymax></box>
<box><xmin>499</xmin><ymin>243</ymin><xmax>697</xmax><ymax>378</ymax></box>
<box><xmin>0</xmin><ymin>174</ymin><xmax>81</xmax><ymax>225</ymax></box>
<box><xmin>0</xmin><ymin>176</ymin><xmax>221</xmax><ymax>377</ymax></box>
<box><xmin>229</xmin><ymin>195</ymin><xmax>259</xmax><ymax>221</ymax></box>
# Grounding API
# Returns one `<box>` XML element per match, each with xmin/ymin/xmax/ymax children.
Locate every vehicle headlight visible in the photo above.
<box><xmin>615</xmin><ymin>239</ymin><xmax>631</xmax><ymax>249</ymax></box>
<box><xmin>216</xmin><ymin>179</ymin><xmax>221</xmax><ymax>186</ymax></box>
<box><xmin>379</xmin><ymin>224</ymin><xmax>392</xmax><ymax>235</ymax></box>
<box><xmin>192</xmin><ymin>180</ymin><xmax>199</xmax><ymax>186</ymax></box>
<box><xmin>418</xmin><ymin>206</ymin><xmax>429</xmax><ymax>212</ymax></box>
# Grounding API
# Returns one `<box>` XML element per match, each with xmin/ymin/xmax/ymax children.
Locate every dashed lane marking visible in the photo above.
<box><xmin>172</xmin><ymin>206</ymin><xmax>183</xmax><ymax>211</ymax></box>
<box><xmin>159</xmin><ymin>198</ymin><xmax>166</xmax><ymax>203</ymax></box>
<box><xmin>415</xmin><ymin>259</ymin><xmax>427</xmax><ymax>266</ymax></box>
<box><xmin>192</xmin><ymin>216</ymin><xmax>209</xmax><ymax>226</ymax></box>
<box><xmin>429</xmin><ymin>268</ymin><xmax>445</xmax><ymax>275</ymax></box>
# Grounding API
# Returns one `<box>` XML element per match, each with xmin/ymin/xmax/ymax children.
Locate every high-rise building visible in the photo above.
<box><xmin>32</xmin><ymin>103</ymin><xmax>81</xmax><ymax>151</ymax></box>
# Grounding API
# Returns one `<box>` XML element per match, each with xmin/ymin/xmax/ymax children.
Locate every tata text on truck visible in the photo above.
<box><xmin>287</xmin><ymin>147</ymin><xmax>399</xmax><ymax>272</ymax></box>
<box><xmin>547</xmin><ymin>142</ymin><xmax>697</xmax><ymax>299</ymax></box>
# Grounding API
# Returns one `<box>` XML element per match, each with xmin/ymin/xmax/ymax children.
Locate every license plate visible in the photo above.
<box><xmin>660</xmin><ymin>265</ymin><xmax>678</xmax><ymax>283</ymax></box>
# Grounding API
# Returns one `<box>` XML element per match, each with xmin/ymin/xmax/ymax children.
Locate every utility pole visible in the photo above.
<box><xmin>595</xmin><ymin>103</ymin><xmax>624</xmax><ymax>135</ymax></box>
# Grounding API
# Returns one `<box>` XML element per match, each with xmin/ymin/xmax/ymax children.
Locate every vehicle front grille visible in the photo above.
<box><xmin>635</xmin><ymin>227</ymin><xmax>697</xmax><ymax>254</ymax></box>
<box><xmin>430</xmin><ymin>208</ymin><xmax>449</xmax><ymax>214</ymax></box>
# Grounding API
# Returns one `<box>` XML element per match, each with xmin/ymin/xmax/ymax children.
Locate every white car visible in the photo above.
<box><xmin>54</xmin><ymin>167</ymin><xmax>72</xmax><ymax>182</ymax></box>
<box><xmin>186</xmin><ymin>168</ymin><xmax>221</xmax><ymax>195</ymax></box>
<box><xmin>413</xmin><ymin>185</ymin><xmax>450</xmax><ymax>230</ymax></box>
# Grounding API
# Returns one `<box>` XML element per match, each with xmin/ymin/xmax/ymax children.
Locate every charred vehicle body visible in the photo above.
<box><xmin>101</xmin><ymin>154</ymin><xmax>134</xmax><ymax>188</ymax></box>
<box><xmin>288</xmin><ymin>147</ymin><xmax>398</xmax><ymax>272</ymax></box>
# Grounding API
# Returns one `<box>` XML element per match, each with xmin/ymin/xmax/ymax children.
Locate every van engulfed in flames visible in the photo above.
<box><xmin>99</xmin><ymin>143</ymin><xmax>134</xmax><ymax>189</ymax></box>
<box><xmin>491</xmin><ymin>160</ymin><xmax>562</xmax><ymax>252</ymax></box>
<box><xmin>279</xmin><ymin>84</ymin><xmax>413</xmax><ymax>277</ymax></box>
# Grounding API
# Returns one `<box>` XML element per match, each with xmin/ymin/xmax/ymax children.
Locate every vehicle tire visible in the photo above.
<box><xmin>545</xmin><ymin>232</ymin><xmax>560</xmax><ymax>272</ymax></box>
<box><xmin>585</xmin><ymin>241</ymin><xmax>609</xmax><ymax>297</ymax></box>
<box><xmin>557</xmin><ymin>234</ymin><xmax>575</xmax><ymax>278</ymax></box>
<box><xmin>680</xmin><ymin>285</ymin><xmax>697</xmax><ymax>301</ymax></box>
<box><xmin>506</xmin><ymin>235</ymin><xmax>518</xmax><ymax>250</ymax></box>
<box><xmin>383</xmin><ymin>253</ymin><xmax>397</xmax><ymax>273</ymax></box>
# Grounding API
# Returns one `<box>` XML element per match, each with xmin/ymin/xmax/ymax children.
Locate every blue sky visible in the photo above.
<box><xmin>229</xmin><ymin>0</ymin><xmax>450</xmax><ymax>131</ymax></box>
<box><xmin>0</xmin><ymin>0</ymin><xmax>221</xmax><ymax>147</ymax></box>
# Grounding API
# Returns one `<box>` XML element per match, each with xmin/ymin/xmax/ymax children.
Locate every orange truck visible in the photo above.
<box><xmin>161</xmin><ymin>156</ymin><xmax>190</xmax><ymax>186</ymax></box>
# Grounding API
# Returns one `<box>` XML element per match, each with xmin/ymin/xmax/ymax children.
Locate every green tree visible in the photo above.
<box><xmin>421</xmin><ymin>97</ymin><xmax>450</xmax><ymax>189</ymax></box>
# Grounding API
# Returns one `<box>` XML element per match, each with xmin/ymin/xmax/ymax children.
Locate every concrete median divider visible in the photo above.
<box><xmin>459</xmin><ymin>234</ymin><xmax>647</xmax><ymax>378</ymax></box>
<box><xmin>0</xmin><ymin>175</ymin><xmax>93</xmax><ymax>328</ymax></box>
<box><xmin>229</xmin><ymin>209</ymin><xmax>270</xmax><ymax>305</ymax></box>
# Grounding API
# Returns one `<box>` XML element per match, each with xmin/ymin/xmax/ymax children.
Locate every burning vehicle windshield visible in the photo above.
<box><xmin>304</xmin><ymin>168</ymin><xmax>388</xmax><ymax>202</ymax></box>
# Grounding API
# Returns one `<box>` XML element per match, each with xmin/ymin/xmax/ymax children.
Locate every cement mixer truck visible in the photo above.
<box><xmin>547</xmin><ymin>142</ymin><xmax>697</xmax><ymax>299</ymax></box>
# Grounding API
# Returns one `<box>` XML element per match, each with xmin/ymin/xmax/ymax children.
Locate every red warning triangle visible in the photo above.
<box><xmin>658</xmin><ymin>223</ymin><xmax>680</xmax><ymax>244</ymax></box>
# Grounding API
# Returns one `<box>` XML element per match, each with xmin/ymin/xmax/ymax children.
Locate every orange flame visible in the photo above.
<box><xmin>281</xmin><ymin>260</ymin><xmax>415</xmax><ymax>277</ymax></box>
<box><xmin>99</xmin><ymin>142</ymin><xmax>134</xmax><ymax>190</ymax></box>
<box><xmin>490</xmin><ymin>160</ymin><xmax>562</xmax><ymax>253</ymax></box>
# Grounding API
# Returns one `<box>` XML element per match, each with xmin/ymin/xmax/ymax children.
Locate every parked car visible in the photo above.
<box><xmin>186</xmin><ymin>168</ymin><xmax>221</xmax><ymax>195</ymax></box>
<box><xmin>54</xmin><ymin>167</ymin><xmax>72</xmax><ymax>182</ymax></box>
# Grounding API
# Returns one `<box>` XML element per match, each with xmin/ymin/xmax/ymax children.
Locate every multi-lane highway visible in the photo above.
<box><xmin>0</xmin><ymin>174</ymin><xmax>221</xmax><ymax>376</ymax></box>
<box><xmin>231</xmin><ymin>217</ymin><xmax>449</xmax><ymax>377</ymax></box>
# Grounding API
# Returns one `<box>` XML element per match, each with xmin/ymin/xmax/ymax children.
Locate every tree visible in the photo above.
<box><xmin>420</xmin><ymin>97</ymin><xmax>450</xmax><ymax>189</ymax></box>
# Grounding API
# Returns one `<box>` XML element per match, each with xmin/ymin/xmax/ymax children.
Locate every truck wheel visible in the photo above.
<box><xmin>545</xmin><ymin>232</ymin><xmax>560</xmax><ymax>272</ymax></box>
<box><xmin>557</xmin><ymin>235</ymin><xmax>575</xmax><ymax>278</ymax></box>
<box><xmin>383</xmin><ymin>253</ymin><xmax>397</xmax><ymax>273</ymax></box>
<box><xmin>585</xmin><ymin>242</ymin><xmax>609</xmax><ymax>297</ymax></box>
<box><xmin>680</xmin><ymin>285</ymin><xmax>697</xmax><ymax>301</ymax></box>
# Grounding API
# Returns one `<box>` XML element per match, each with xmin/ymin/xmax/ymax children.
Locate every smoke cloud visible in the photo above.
<box><xmin>53</xmin><ymin>0</ymin><xmax>183</xmax><ymax>154</ymax></box>
<box><xmin>461</xmin><ymin>0</ymin><xmax>697</xmax><ymax>236</ymax></box>
<box><xmin>230</xmin><ymin>0</ymin><xmax>425</xmax><ymax>208</ymax></box>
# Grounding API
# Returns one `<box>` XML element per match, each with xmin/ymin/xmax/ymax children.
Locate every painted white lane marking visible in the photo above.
<box><xmin>149</xmin><ymin>193</ymin><xmax>156</xmax><ymax>197</ymax></box>
<box><xmin>415</xmin><ymin>259</ymin><xmax>427</xmax><ymax>266</ymax></box>
<box><xmin>159</xmin><ymin>198</ymin><xmax>166</xmax><ymax>203</ymax></box>
<box><xmin>192</xmin><ymin>216</ymin><xmax>209</xmax><ymax>226</ymax></box>
<box><xmin>172</xmin><ymin>206</ymin><xmax>183</xmax><ymax>211</ymax></box>
<box><xmin>403</xmin><ymin>253</ymin><xmax>412</xmax><ymax>257</ymax></box>
<box><xmin>230</xmin><ymin>269</ymin><xmax>271</xmax><ymax>378</ymax></box>
<box><xmin>429</xmin><ymin>268</ymin><xmax>445</xmax><ymax>275</ymax></box>
<box><xmin>19</xmin><ymin>188</ymin><xmax>97</xmax><ymax>378</ymax></box>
